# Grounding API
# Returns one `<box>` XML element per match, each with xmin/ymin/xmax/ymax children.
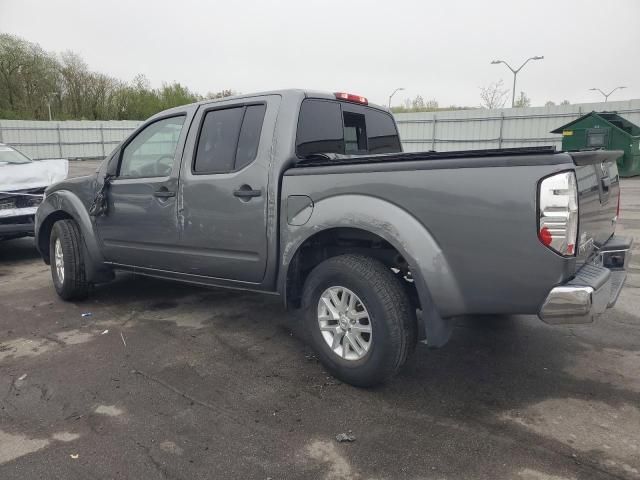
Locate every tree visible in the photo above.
<box><xmin>479</xmin><ymin>80</ymin><xmax>509</xmax><ymax>109</ymax></box>
<box><xmin>159</xmin><ymin>82</ymin><xmax>200</xmax><ymax>110</ymax></box>
<box><xmin>560</xmin><ymin>100</ymin><xmax>570</xmax><ymax>106</ymax></box>
<box><xmin>545</xmin><ymin>100</ymin><xmax>556</xmax><ymax>107</ymax></box>
<box><xmin>0</xmin><ymin>33</ymin><xmax>237</xmax><ymax>120</ymax></box>
<box><xmin>0</xmin><ymin>34</ymin><xmax>31</xmax><ymax>113</ymax></box>
<box><xmin>0</xmin><ymin>33</ymin><xmax>60</xmax><ymax>119</ymax></box>
<box><xmin>425</xmin><ymin>98</ymin><xmax>439</xmax><ymax>109</ymax></box>
<box><xmin>411</xmin><ymin>95</ymin><xmax>425</xmax><ymax>109</ymax></box>
<box><xmin>59</xmin><ymin>51</ymin><xmax>90</xmax><ymax>118</ymax></box>
<box><xmin>205</xmin><ymin>89</ymin><xmax>237</xmax><ymax>99</ymax></box>
<box><xmin>390</xmin><ymin>96</ymin><xmax>444</xmax><ymax>113</ymax></box>
<box><xmin>513</xmin><ymin>91</ymin><xmax>531</xmax><ymax>108</ymax></box>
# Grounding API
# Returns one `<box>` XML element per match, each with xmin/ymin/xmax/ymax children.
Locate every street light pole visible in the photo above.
<box><xmin>491</xmin><ymin>56</ymin><xmax>544</xmax><ymax>107</ymax></box>
<box><xmin>388</xmin><ymin>87</ymin><xmax>405</xmax><ymax>109</ymax></box>
<box><xmin>589</xmin><ymin>86</ymin><xmax>627</xmax><ymax>102</ymax></box>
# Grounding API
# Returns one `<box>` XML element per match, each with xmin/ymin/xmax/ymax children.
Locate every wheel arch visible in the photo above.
<box><xmin>279</xmin><ymin>194</ymin><xmax>462</xmax><ymax>347</ymax></box>
<box><xmin>36</xmin><ymin>191</ymin><xmax>112</xmax><ymax>283</ymax></box>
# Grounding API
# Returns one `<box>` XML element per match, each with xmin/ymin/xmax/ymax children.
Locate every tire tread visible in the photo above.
<box><xmin>50</xmin><ymin>219</ymin><xmax>89</xmax><ymax>300</ymax></box>
<box><xmin>303</xmin><ymin>254</ymin><xmax>417</xmax><ymax>386</ymax></box>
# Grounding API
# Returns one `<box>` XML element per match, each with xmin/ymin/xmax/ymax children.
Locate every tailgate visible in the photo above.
<box><xmin>571</xmin><ymin>150</ymin><xmax>622</xmax><ymax>264</ymax></box>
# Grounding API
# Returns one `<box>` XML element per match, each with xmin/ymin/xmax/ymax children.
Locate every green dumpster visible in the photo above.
<box><xmin>551</xmin><ymin>111</ymin><xmax>640</xmax><ymax>177</ymax></box>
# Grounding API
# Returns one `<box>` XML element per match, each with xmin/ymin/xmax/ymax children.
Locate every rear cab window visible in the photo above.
<box><xmin>295</xmin><ymin>99</ymin><xmax>401</xmax><ymax>158</ymax></box>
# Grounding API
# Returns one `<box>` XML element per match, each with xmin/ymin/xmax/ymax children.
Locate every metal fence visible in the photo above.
<box><xmin>2</xmin><ymin>98</ymin><xmax>640</xmax><ymax>160</ymax></box>
<box><xmin>0</xmin><ymin>119</ymin><xmax>141</xmax><ymax>160</ymax></box>
<box><xmin>394</xmin><ymin>99</ymin><xmax>640</xmax><ymax>152</ymax></box>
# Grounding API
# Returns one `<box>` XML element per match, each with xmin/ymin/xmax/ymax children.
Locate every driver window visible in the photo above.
<box><xmin>119</xmin><ymin>116</ymin><xmax>185</xmax><ymax>178</ymax></box>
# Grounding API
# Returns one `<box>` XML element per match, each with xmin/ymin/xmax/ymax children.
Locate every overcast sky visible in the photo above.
<box><xmin>2</xmin><ymin>0</ymin><xmax>639</xmax><ymax>108</ymax></box>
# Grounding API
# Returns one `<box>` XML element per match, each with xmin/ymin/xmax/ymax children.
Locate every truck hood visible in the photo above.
<box><xmin>0</xmin><ymin>159</ymin><xmax>69</xmax><ymax>192</ymax></box>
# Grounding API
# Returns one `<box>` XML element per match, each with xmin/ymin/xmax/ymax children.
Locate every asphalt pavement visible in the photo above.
<box><xmin>1</xmin><ymin>160</ymin><xmax>639</xmax><ymax>479</ymax></box>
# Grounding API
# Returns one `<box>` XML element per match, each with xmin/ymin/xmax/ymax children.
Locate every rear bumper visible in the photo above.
<box><xmin>539</xmin><ymin>235</ymin><xmax>633</xmax><ymax>325</ymax></box>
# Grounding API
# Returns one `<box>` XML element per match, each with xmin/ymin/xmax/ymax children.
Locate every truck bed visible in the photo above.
<box><xmin>282</xmin><ymin>146</ymin><xmax>621</xmax><ymax>318</ymax></box>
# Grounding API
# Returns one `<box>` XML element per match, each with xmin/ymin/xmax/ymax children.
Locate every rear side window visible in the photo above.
<box><xmin>193</xmin><ymin>104</ymin><xmax>266</xmax><ymax>174</ymax></box>
<box><xmin>236</xmin><ymin>104</ymin><xmax>266</xmax><ymax>170</ymax></box>
<box><xmin>296</xmin><ymin>99</ymin><xmax>401</xmax><ymax>157</ymax></box>
<box><xmin>366</xmin><ymin>109</ymin><xmax>402</xmax><ymax>154</ymax></box>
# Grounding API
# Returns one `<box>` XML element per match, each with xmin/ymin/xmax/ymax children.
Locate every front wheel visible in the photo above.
<box><xmin>302</xmin><ymin>254</ymin><xmax>417</xmax><ymax>387</ymax></box>
<box><xmin>49</xmin><ymin>219</ymin><xmax>89</xmax><ymax>301</ymax></box>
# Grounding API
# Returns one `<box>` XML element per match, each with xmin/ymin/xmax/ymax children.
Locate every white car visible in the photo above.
<box><xmin>0</xmin><ymin>143</ymin><xmax>68</xmax><ymax>241</ymax></box>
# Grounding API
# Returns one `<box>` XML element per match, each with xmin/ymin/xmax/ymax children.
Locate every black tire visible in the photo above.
<box><xmin>49</xmin><ymin>219</ymin><xmax>89</xmax><ymax>301</ymax></box>
<box><xmin>302</xmin><ymin>254</ymin><xmax>417</xmax><ymax>387</ymax></box>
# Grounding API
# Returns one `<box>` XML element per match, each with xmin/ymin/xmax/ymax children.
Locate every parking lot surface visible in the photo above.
<box><xmin>1</xmin><ymin>160</ymin><xmax>639</xmax><ymax>479</ymax></box>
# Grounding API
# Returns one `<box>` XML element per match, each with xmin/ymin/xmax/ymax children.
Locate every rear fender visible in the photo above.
<box><xmin>280</xmin><ymin>194</ymin><xmax>464</xmax><ymax>347</ymax></box>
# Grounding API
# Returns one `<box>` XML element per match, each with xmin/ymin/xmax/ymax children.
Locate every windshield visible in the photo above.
<box><xmin>0</xmin><ymin>145</ymin><xmax>32</xmax><ymax>165</ymax></box>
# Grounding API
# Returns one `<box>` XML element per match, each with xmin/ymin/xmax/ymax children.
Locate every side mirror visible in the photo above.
<box><xmin>106</xmin><ymin>149</ymin><xmax>120</xmax><ymax>177</ymax></box>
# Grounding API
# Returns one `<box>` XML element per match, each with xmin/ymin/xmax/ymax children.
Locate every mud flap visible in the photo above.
<box><xmin>419</xmin><ymin>298</ymin><xmax>454</xmax><ymax>348</ymax></box>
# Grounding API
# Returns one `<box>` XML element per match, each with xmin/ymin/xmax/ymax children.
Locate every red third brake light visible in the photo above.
<box><xmin>334</xmin><ymin>92</ymin><xmax>368</xmax><ymax>105</ymax></box>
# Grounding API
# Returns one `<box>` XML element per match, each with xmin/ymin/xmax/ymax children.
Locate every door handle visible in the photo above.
<box><xmin>153</xmin><ymin>189</ymin><xmax>176</xmax><ymax>198</ymax></box>
<box><xmin>233</xmin><ymin>186</ymin><xmax>262</xmax><ymax>199</ymax></box>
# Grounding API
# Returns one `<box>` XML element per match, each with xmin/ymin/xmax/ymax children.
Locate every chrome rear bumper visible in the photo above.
<box><xmin>539</xmin><ymin>235</ymin><xmax>633</xmax><ymax>325</ymax></box>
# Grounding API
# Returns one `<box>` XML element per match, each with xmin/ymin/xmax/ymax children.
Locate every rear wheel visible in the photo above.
<box><xmin>49</xmin><ymin>220</ymin><xmax>89</xmax><ymax>301</ymax></box>
<box><xmin>302</xmin><ymin>254</ymin><xmax>417</xmax><ymax>387</ymax></box>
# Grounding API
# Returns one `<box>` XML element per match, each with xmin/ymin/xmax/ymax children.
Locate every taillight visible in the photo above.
<box><xmin>334</xmin><ymin>92</ymin><xmax>368</xmax><ymax>105</ymax></box>
<box><xmin>538</xmin><ymin>171</ymin><xmax>578</xmax><ymax>256</ymax></box>
<box><xmin>616</xmin><ymin>187</ymin><xmax>621</xmax><ymax>220</ymax></box>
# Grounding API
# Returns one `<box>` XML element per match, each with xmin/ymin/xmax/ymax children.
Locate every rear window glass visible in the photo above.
<box><xmin>366</xmin><ymin>109</ymin><xmax>402</xmax><ymax>154</ymax></box>
<box><xmin>343</xmin><ymin>112</ymin><xmax>367</xmax><ymax>154</ymax></box>
<box><xmin>194</xmin><ymin>104</ymin><xmax>266</xmax><ymax>174</ymax></box>
<box><xmin>296</xmin><ymin>99</ymin><xmax>401</xmax><ymax>157</ymax></box>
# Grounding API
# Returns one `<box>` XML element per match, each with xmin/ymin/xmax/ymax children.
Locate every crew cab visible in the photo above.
<box><xmin>35</xmin><ymin>89</ymin><xmax>633</xmax><ymax>386</ymax></box>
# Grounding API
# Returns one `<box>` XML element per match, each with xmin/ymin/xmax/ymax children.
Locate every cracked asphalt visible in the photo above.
<box><xmin>1</xmin><ymin>160</ymin><xmax>639</xmax><ymax>479</ymax></box>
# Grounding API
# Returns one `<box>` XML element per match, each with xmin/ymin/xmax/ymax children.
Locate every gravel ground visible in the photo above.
<box><xmin>1</xmin><ymin>160</ymin><xmax>639</xmax><ymax>479</ymax></box>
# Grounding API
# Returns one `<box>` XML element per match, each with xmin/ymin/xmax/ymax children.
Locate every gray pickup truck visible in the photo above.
<box><xmin>35</xmin><ymin>89</ymin><xmax>633</xmax><ymax>386</ymax></box>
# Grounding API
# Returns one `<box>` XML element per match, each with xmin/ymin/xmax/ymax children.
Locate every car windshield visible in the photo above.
<box><xmin>0</xmin><ymin>145</ymin><xmax>32</xmax><ymax>165</ymax></box>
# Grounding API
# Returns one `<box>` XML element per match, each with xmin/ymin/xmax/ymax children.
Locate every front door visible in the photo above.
<box><xmin>96</xmin><ymin>112</ymin><xmax>191</xmax><ymax>271</ymax></box>
<box><xmin>177</xmin><ymin>96</ymin><xmax>279</xmax><ymax>283</ymax></box>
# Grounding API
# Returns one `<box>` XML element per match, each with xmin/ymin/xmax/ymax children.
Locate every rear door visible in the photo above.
<box><xmin>177</xmin><ymin>95</ymin><xmax>280</xmax><ymax>283</ymax></box>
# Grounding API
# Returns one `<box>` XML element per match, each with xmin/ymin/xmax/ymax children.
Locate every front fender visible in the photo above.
<box><xmin>35</xmin><ymin>191</ymin><xmax>110</xmax><ymax>283</ymax></box>
<box><xmin>280</xmin><ymin>194</ymin><xmax>464</xmax><ymax>346</ymax></box>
